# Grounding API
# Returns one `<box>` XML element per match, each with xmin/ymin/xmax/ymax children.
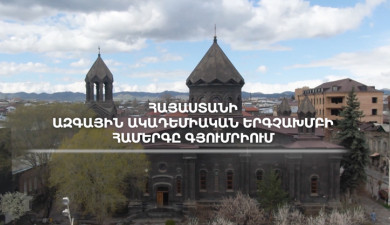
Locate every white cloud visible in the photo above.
<box><xmin>243</xmin><ymin>78</ymin><xmax>324</xmax><ymax>94</ymax></box>
<box><xmin>0</xmin><ymin>62</ymin><xmax>48</xmax><ymax>76</ymax></box>
<box><xmin>292</xmin><ymin>45</ymin><xmax>390</xmax><ymax>89</ymax></box>
<box><xmin>0</xmin><ymin>79</ymin><xmax>188</xmax><ymax>94</ymax></box>
<box><xmin>127</xmin><ymin>70</ymin><xmax>189</xmax><ymax>79</ymax></box>
<box><xmin>256</xmin><ymin>65</ymin><xmax>267</xmax><ymax>73</ymax></box>
<box><xmin>104</xmin><ymin>59</ymin><xmax>122</xmax><ymax>67</ymax></box>
<box><xmin>131</xmin><ymin>53</ymin><xmax>183</xmax><ymax>68</ymax></box>
<box><xmin>0</xmin><ymin>81</ymin><xmax>85</xmax><ymax>93</ymax></box>
<box><xmin>115</xmin><ymin>81</ymin><xmax>187</xmax><ymax>93</ymax></box>
<box><xmin>0</xmin><ymin>0</ymin><xmax>384</xmax><ymax>53</ymax></box>
<box><xmin>70</xmin><ymin>58</ymin><xmax>91</xmax><ymax>67</ymax></box>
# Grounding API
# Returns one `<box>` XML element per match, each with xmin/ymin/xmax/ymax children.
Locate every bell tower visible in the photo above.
<box><xmin>85</xmin><ymin>50</ymin><xmax>116</xmax><ymax>118</ymax></box>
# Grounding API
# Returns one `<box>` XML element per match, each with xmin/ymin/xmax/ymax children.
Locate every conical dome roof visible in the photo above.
<box><xmin>186</xmin><ymin>38</ymin><xmax>244</xmax><ymax>86</ymax></box>
<box><xmin>85</xmin><ymin>54</ymin><xmax>113</xmax><ymax>82</ymax></box>
<box><xmin>298</xmin><ymin>96</ymin><xmax>315</xmax><ymax>114</ymax></box>
<box><xmin>278</xmin><ymin>98</ymin><xmax>291</xmax><ymax>115</ymax></box>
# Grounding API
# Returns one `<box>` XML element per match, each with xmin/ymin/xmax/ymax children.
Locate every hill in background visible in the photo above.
<box><xmin>0</xmin><ymin>91</ymin><xmax>296</xmax><ymax>102</ymax></box>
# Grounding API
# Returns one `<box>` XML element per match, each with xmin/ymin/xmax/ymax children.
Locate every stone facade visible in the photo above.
<box><xmin>135</xmin><ymin>38</ymin><xmax>345</xmax><ymax>214</ymax></box>
<box><xmin>85</xmin><ymin>38</ymin><xmax>346</xmax><ymax>216</ymax></box>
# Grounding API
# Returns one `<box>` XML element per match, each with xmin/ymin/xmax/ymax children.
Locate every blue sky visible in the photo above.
<box><xmin>0</xmin><ymin>0</ymin><xmax>389</xmax><ymax>94</ymax></box>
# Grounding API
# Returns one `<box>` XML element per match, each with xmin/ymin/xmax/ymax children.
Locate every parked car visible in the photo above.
<box><xmin>378</xmin><ymin>189</ymin><xmax>388</xmax><ymax>201</ymax></box>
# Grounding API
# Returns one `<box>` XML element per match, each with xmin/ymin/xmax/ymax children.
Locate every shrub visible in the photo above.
<box><xmin>187</xmin><ymin>217</ymin><xmax>199</xmax><ymax>225</ymax></box>
<box><xmin>216</xmin><ymin>192</ymin><xmax>266</xmax><ymax>225</ymax></box>
<box><xmin>165</xmin><ymin>219</ymin><xmax>176</xmax><ymax>225</ymax></box>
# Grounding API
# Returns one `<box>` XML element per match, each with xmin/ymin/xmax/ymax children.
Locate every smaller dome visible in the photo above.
<box><xmin>85</xmin><ymin>54</ymin><xmax>113</xmax><ymax>82</ymax></box>
<box><xmin>298</xmin><ymin>96</ymin><xmax>315</xmax><ymax>114</ymax></box>
<box><xmin>277</xmin><ymin>98</ymin><xmax>291</xmax><ymax>116</ymax></box>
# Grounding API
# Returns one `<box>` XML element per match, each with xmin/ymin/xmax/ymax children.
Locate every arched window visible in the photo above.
<box><xmin>214</xmin><ymin>169</ymin><xmax>219</xmax><ymax>192</ymax></box>
<box><xmin>226</xmin><ymin>170</ymin><xmax>233</xmax><ymax>190</ymax></box>
<box><xmin>199</xmin><ymin>97</ymin><xmax>206</xmax><ymax>103</ymax></box>
<box><xmin>176</xmin><ymin>176</ymin><xmax>182</xmax><ymax>195</ymax></box>
<box><xmin>256</xmin><ymin>169</ymin><xmax>263</xmax><ymax>181</ymax></box>
<box><xmin>226</xmin><ymin>97</ymin><xmax>233</xmax><ymax>104</ymax></box>
<box><xmin>144</xmin><ymin>177</ymin><xmax>149</xmax><ymax>195</ymax></box>
<box><xmin>310</xmin><ymin>175</ymin><xmax>319</xmax><ymax>195</ymax></box>
<box><xmin>212</xmin><ymin>96</ymin><xmax>221</xmax><ymax>103</ymax></box>
<box><xmin>200</xmin><ymin>170</ymin><xmax>207</xmax><ymax>191</ymax></box>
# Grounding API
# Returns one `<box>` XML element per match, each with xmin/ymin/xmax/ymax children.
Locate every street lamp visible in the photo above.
<box><xmin>62</xmin><ymin>197</ymin><xmax>74</xmax><ymax>225</ymax></box>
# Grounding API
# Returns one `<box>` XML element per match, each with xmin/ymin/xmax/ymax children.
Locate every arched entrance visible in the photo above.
<box><xmin>156</xmin><ymin>186</ymin><xmax>169</xmax><ymax>206</ymax></box>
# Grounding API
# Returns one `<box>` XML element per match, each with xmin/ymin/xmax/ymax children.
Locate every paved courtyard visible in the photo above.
<box><xmin>359</xmin><ymin>195</ymin><xmax>390</xmax><ymax>225</ymax></box>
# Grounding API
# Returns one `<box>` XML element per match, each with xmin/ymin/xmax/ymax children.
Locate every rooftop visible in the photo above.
<box><xmin>309</xmin><ymin>78</ymin><xmax>380</xmax><ymax>93</ymax></box>
<box><xmin>186</xmin><ymin>38</ymin><xmax>244</xmax><ymax>87</ymax></box>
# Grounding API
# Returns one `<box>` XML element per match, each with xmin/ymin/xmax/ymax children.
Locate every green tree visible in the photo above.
<box><xmin>6</xmin><ymin>103</ymin><xmax>95</xmax><ymax>216</ymax></box>
<box><xmin>0</xmin><ymin>129</ymin><xmax>12</xmax><ymax>193</ymax></box>
<box><xmin>337</xmin><ymin>88</ymin><xmax>369</xmax><ymax>195</ymax></box>
<box><xmin>7</xmin><ymin>103</ymin><xmax>94</xmax><ymax>158</ymax></box>
<box><xmin>257</xmin><ymin>171</ymin><xmax>288</xmax><ymax>217</ymax></box>
<box><xmin>49</xmin><ymin>128</ymin><xmax>149</xmax><ymax>224</ymax></box>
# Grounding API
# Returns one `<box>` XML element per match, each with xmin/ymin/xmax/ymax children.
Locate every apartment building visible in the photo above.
<box><xmin>296</xmin><ymin>78</ymin><xmax>383</xmax><ymax>123</ymax></box>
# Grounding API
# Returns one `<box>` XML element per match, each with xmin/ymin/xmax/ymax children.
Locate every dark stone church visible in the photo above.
<box><xmin>84</xmin><ymin>36</ymin><xmax>345</xmax><ymax>216</ymax></box>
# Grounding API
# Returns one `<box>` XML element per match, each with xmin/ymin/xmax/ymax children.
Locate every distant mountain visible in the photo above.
<box><xmin>380</xmin><ymin>88</ymin><xmax>390</xmax><ymax>95</ymax></box>
<box><xmin>242</xmin><ymin>91</ymin><xmax>294</xmax><ymax>99</ymax></box>
<box><xmin>0</xmin><ymin>90</ymin><xmax>295</xmax><ymax>102</ymax></box>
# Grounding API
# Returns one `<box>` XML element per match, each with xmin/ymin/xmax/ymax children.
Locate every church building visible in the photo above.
<box><xmin>85</xmin><ymin>36</ymin><xmax>346</xmax><ymax>217</ymax></box>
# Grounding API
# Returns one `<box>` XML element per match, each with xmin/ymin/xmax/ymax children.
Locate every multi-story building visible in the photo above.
<box><xmin>296</xmin><ymin>78</ymin><xmax>383</xmax><ymax>123</ymax></box>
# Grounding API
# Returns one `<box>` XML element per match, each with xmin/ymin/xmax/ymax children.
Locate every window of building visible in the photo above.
<box><xmin>226</xmin><ymin>170</ymin><xmax>233</xmax><ymax>190</ymax></box>
<box><xmin>29</xmin><ymin>178</ymin><xmax>32</xmax><ymax>192</ymax></box>
<box><xmin>176</xmin><ymin>176</ymin><xmax>182</xmax><ymax>195</ymax></box>
<box><xmin>372</xmin><ymin>109</ymin><xmax>377</xmax><ymax>115</ymax></box>
<box><xmin>372</xmin><ymin>97</ymin><xmax>377</xmax><ymax>103</ymax></box>
<box><xmin>214</xmin><ymin>170</ymin><xmax>219</xmax><ymax>192</ymax></box>
<box><xmin>310</xmin><ymin>175</ymin><xmax>319</xmax><ymax>195</ymax></box>
<box><xmin>212</xmin><ymin>96</ymin><xmax>222</xmax><ymax>103</ymax></box>
<box><xmin>199</xmin><ymin>97</ymin><xmax>206</xmax><ymax>103</ymax></box>
<box><xmin>158</xmin><ymin>163</ymin><xmax>167</xmax><ymax>173</ymax></box>
<box><xmin>331</xmin><ymin>97</ymin><xmax>343</xmax><ymax>104</ymax></box>
<box><xmin>332</xmin><ymin>86</ymin><xmax>338</xmax><ymax>91</ymax></box>
<box><xmin>200</xmin><ymin>170</ymin><xmax>207</xmax><ymax>191</ymax></box>
<box><xmin>331</xmin><ymin>109</ymin><xmax>341</xmax><ymax>116</ymax></box>
<box><xmin>144</xmin><ymin>177</ymin><xmax>149</xmax><ymax>195</ymax></box>
<box><xmin>256</xmin><ymin>169</ymin><xmax>263</xmax><ymax>181</ymax></box>
<box><xmin>23</xmin><ymin>181</ymin><xmax>27</xmax><ymax>194</ymax></box>
<box><xmin>34</xmin><ymin>177</ymin><xmax>38</xmax><ymax>191</ymax></box>
<box><xmin>359</xmin><ymin>85</ymin><xmax>367</xmax><ymax>91</ymax></box>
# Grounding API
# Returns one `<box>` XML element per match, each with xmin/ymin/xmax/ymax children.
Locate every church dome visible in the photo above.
<box><xmin>85</xmin><ymin>54</ymin><xmax>113</xmax><ymax>82</ymax></box>
<box><xmin>186</xmin><ymin>38</ymin><xmax>244</xmax><ymax>87</ymax></box>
